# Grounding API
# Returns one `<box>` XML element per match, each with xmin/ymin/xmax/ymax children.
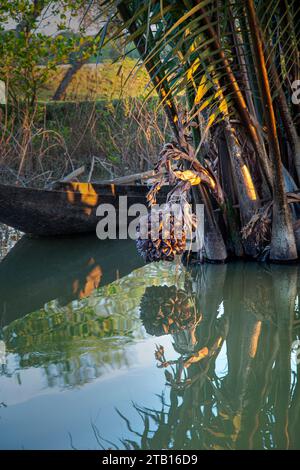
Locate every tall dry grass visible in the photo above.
<box><xmin>0</xmin><ymin>98</ymin><xmax>171</xmax><ymax>187</ymax></box>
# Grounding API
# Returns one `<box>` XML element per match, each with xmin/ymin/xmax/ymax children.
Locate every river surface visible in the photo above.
<box><xmin>0</xmin><ymin>228</ymin><xmax>299</xmax><ymax>450</ymax></box>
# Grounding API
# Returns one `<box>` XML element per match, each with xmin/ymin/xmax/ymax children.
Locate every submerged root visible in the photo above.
<box><xmin>241</xmin><ymin>193</ymin><xmax>300</xmax><ymax>259</ymax></box>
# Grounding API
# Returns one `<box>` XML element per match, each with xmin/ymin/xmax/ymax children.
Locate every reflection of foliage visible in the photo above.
<box><xmin>140</xmin><ymin>286</ymin><xmax>197</xmax><ymax>336</ymax></box>
<box><xmin>2</xmin><ymin>304</ymin><xmax>142</xmax><ymax>388</ymax></box>
<box><xmin>1</xmin><ymin>261</ymin><xmax>186</xmax><ymax>388</ymax></box>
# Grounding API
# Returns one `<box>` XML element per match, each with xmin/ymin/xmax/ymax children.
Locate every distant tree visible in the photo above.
<box><xmin>0</xmin><ymin>1</ymin><xmax>102</xmax><ymax>177</ymax></box>
<box><xmin>0</xmin><ymin>0</ymin><xmax>98</xmax><ymax>106</ymax></box>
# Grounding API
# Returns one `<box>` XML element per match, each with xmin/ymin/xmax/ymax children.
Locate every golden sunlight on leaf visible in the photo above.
<box><xmin>199</xmin><ymin>95</ymin><xmax>214</xmax><ymax>113</ymax></box>
<box><xmin>184</xmin><ymin>346</ymin><xmax>209</xmax><ymax>368</ymax></box>
<box><xmin>194</xmin><ymin>75</ymin><xmax>213</xmax><ymax>104</ymax></box>
<box><xmin>187</xmin><ymin>58</ymin><xmax>200</xmax><ymax>81</ymax></box>
<box><xmin>173</xmin><ymin>170</ymin><xmax>201</xmax><ymax>185</ymax></box>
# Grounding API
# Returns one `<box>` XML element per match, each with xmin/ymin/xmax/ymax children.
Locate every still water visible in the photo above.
<box><xmin>0</xmin><ymin>229</ymin><xmax>299</xmax><ymax>450</ymax></box>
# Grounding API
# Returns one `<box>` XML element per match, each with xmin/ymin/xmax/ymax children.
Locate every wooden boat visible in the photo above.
<box><xmin>0</xmin><ymin>181</ymin><xmax>170</xmax><ymax>236</ymax></box>
<box><xmin>0</xmin><ymin>234</ymin><xmax>144</xmax><ymax>326</ymax></box>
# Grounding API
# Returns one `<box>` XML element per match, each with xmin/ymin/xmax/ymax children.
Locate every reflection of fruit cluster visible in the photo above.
<box><xmin>140</xmin><ymin>285</ymin><xmax>196</xmax><ymax>336</ymax></box>
<box><xmin>136</xmin><ymin>212</ymin><xmax>186</xmax><ymax>262</ymax></box>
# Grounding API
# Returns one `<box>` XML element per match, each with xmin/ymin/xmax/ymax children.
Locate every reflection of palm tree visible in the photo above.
<box><xmin>107</xmin><ymin>263</ymin><xmax>300</xmax><ymax>450</ymax></box>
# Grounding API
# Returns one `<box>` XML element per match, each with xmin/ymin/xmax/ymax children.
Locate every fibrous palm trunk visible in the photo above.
<box><xmin>245</xmin><ymin>0</ymin><xmax>297</xmax><ymax>261</ymax></box>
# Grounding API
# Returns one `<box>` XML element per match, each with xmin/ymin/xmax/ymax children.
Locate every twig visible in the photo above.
<box><xmin>60</xmin><ymin>165</ymin><xmax>85</xmax><ymax>182</ymax></box>
<box><xmin>88</xmin><ymin>156</ymin><xmax>96</xmax><ymax>182</ymax></box>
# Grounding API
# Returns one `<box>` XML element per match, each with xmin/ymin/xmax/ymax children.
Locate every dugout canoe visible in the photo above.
<box><xmin>0</xmin><ymin>181</ymin><xmax>169</xmax><ymax>236</ymax></box>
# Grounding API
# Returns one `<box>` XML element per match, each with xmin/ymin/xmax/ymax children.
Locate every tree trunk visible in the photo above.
<box><xmin>52</xmin><ymin>61</ymin><xmax>87</xmax><ymax>101</ymax></box>
<box><xmin>223</xmin><ymin>122</ymin><xmax>259</xmax><ymax>257</ymax></box>
<box><xmin>273</xmin><ymin>76</ymin><xmax>300</xmax><ymax>184</ymax></box>
<box><xmin>199</xmin><ymin>186</ymin><xmax>227</xmax><ymax>262</ymax></box>
<box><xmin>118</xmin><ymin>1</ymin><xmax>227</xmax><ymax>262</ymax></box>
<box><xmin>194</xmin><ymin>0</ymin><xmax>273</xmax><ymax>190</ymax></box>
<box><xmin>245</xmin><ymin>0</ymin><xmax>297</xmax><ymax>261</ymax></box>
<box><xmin>218</xmin><ymin>132</ymin><xmax>244</xmax><ymax>257</ymax></box>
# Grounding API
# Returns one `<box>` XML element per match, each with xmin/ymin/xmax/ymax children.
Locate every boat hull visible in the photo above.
<box><xmin>0</xmin><ymin>182</ymin><xmax>169</xmax><ymax>236</ymax></box>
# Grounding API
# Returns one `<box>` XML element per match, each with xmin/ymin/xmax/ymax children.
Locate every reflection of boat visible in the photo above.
<box><xmin>1</xmin><ymin>256</ymin><xmax>178</xmax><ymax>389</ymax></box>
<box><xmin>0</xmin><ymin>182</ymin><xmax>169</xmax><ymax>236</ymax></box>
<box><xmin>0</xmin><ymin>234</ymin><xmax>144</xmax><ymax>326</ymax></box>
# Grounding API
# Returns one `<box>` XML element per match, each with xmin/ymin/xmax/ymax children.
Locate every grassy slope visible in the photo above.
<box><xmin>39</xmin><ymin>58</ymin><xmax>152</xmax><ymax>101</ymax></box>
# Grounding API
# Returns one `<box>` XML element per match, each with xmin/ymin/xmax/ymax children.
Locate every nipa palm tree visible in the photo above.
<box><xmin>101</xmin><ymin>0</ymin><xmax>300</xmax><ymax>262</ymax></box>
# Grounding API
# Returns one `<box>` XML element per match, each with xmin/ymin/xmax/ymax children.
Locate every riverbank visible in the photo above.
<box><xmin>0</xmin><ymin>97</ymin><xmax>170</xmax><ymax>188</ymax></box>
<box><xmin>0</xmin><ymin>225</ymin><xmax>22</xmax><ymax>260</ymax></box>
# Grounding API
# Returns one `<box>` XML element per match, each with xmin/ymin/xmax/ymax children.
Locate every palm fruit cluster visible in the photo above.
<box><xmin>140</xmin><ymin>285</ymin><xmax>195</xmax><ymax>336</ymax></box>
<box><xmin>136</xmin><ymin>209</ymin><xmax>187</xmax><ymax>262</ymax></box>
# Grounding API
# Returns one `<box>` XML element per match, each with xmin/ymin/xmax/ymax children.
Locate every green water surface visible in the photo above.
<box><xmin>0</xmin><ymin>232</ymin><xmax>299</xmax><ymax>450</ymax></box>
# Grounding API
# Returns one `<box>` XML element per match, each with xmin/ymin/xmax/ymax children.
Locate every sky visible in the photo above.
<box><xmin>3</xmin><ymin>4</ymin><xmax>101</xmax><ymax>36</ymax></box>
